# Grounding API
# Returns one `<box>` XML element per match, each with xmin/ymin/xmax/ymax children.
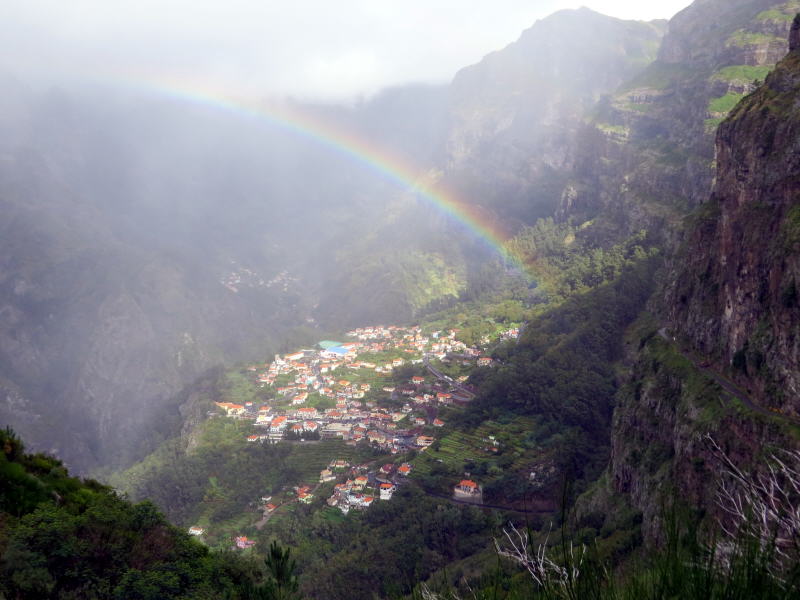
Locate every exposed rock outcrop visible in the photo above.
<box><xmin>600</xmin><ymin>19</ymin><xmax>800</xmax><ymax>544</ymax></box>
<box><xmin>791</xmin><ymin>13</ymin><xmax>800</xmax><ymax>50</ymax></box>
<box><xmin>667</xmin><ymin>34</ymin><xmax>800</xmax><ymax>414</ymax></box>
<box><xmin>607</xmin><ymin>329</ymin><xmax>795</xmax><ymax>543</ymax></box>
<box><xmin>558</xmin><ymin>0</ymin><xmax>796</xmax><ymax>235</ymax></box>
<box><xmin>444</xmin><ymin>8</ymin><xmax>665</xmax><ymax>223</ymax></box>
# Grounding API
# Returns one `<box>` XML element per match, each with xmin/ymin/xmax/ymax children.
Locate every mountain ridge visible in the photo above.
<box><xmin>3</xmin><ymin>2</ymin><xmax>800</xmax><ymax>597</ymax></box>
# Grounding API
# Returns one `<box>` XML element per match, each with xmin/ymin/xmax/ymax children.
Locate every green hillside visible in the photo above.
<box><xmin>0</xmin><ymin>427</ymin><xmax>276</xmax><ymax>599</ymax></box>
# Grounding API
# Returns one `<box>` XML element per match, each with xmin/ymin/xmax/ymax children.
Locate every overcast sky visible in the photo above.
<box><xmin>1</xmin><ymin>1</ymin><xmax>692</xmax><ymax>101</ymax></box>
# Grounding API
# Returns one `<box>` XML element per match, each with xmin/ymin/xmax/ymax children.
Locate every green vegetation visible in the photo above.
<box><xmin>704</xmin><ymin>116</ymin><xmax>726</xmax><ymax>132</ymax></box>
<box><xmin>618</xmin><ymin>61</ymin><xmax>693</xmax><ymax>92</ymax></box>
<box><xmin>221</xmin><ymin>370</ymin><xmax>264</xmax><ymax>405</ymax></box>
<box><xmin>708</xmin><ymin>92</ymin><xmax>746</xmax><ymax>115</ymax></box>
<box><xmin>0</xmin><ymin>427</ymin><xmax>273</xmax><ymax>599</ymax></box>
<box><xmin>455</xmin><ymin>255</ymin><xmax>661</xmax><ymax>503</ymax></box>
<box><xmin>624</xmin><ymin>102</ymin><xmax>653</xmax><ymax>113</ymax></box>
<box><xmin>283</xmin><ymin>441</ymin><xmax>373</xmax><ymax>483</ymax></box>
<box><xmin>758</xmin><ymin>9</ymin><xmax>793</xmax><ymax>21</ymax></box>
<box><xmin>781</xmin><ymin>205</ymin><xmax>800</xmax><ymax>249</ymax></box>
<box><xmin>321</xmin><ymin>242</ymin><xmax>469</xmax><ymax>325</ymax></box>
<box><xmin>726</xmin><ymin>30</ymin><xmax>783</xmax><ymax>48</ymax></box>
<box><xmin>271</xmin><ymin>486</ymin><xmax>499</xmax><ymax>599</ymax></box>
<box><xmin>411</xmin><ymin>417</ymin><xmax>546</xmax><ymax>500</ymax></box>
<box><xmin>652</xmin><ymin>139</ymin><xmax>691</xmax><ymax>168</ymax></box>
<box><xmin>712</xmin><ymin>64</ymin><xmax>772</xmax><ymax>85</ymax></box>
<box><xmin>732</xmin><ymin>52</ymin><xmax>800</xmax><ymax>120</ymax></box>
<box><xmin>382</xmin><ymin>250</ymin><xmax>467</xmax><ymax>314</ymax></box>
<box><xmin>249</xmin><ymin>541</ymin><xmax>301</xmax><ymax>600</ymax></box>
<box><xmin>595</xmin><ymin>123</ymin><xmax>629</xmax><ymax>137</ymax></box>
<box><xmin>757</xmin><ymin>2</ymin><xmax>800</xmax><ymax>22</ymax></box>
<box><xmin>418</xmin><ymin>508</ymin><xmax>800</xmax><ymax>599</ymax></box>
<box><xmin>112</xmin><ymin>417</ymin><xmax>376</xmax><ymax>545</ymax></box>
<box><xmin>508</xmin><ymin>219</ymin><xmax>658</xmax><ymax>303</ymax></box>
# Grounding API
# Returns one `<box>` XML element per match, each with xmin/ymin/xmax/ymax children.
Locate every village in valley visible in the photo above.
<box><xmin>193</xmin><ymin>323</ymin><xmax>523</xmax><ymax>548</ymax></box>
<box><xmin>219</xmin><ymin>260</ymin><xmax>298</xmax><ymax>294</ymax></box>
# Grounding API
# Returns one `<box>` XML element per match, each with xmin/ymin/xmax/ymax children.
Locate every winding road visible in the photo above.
<box><xmin>657</xmin><ymin>328</ymin><xmax>800</xmax><ymax>426</ymax></box>
<box><xmin>423</xmin><ymin>355</ymin><xmax>476</xmax><ymax>399</ymax></box>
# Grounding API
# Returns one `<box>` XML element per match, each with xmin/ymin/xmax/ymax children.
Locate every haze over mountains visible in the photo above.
<box><xmin>0</xmin><ymin>1</ymin><xmax>691</xmax><ymax>99</ymax></box>
<box><xmin>0</xmin><ymin>81</ymin><xmax>447</xmax><ymax>469</ymax></box>
<box><xmin>3</xmin><ymin>0</ymin><xmax>800</xmax><ymax>597</ymax></box>
<box><xmin>0</xmin><ymin>7</ymin><xmax>669</xmax><ymax>472</ymax></box>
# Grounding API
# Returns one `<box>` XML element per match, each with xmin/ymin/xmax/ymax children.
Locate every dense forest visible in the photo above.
<box><xmin>0</xmin><ymin>427</ymin><xmax>303</xmax><ymax>599</ymax></box>
<box><xmin>4</xmin><ymin>423</ymin><xmax>800</xmax><ymax>599</ymax></box>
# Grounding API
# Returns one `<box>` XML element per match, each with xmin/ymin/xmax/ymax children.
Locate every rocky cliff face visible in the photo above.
<box><xmin>659</xmin><ymin>0</ymin><xmax>793</xmax><ymax>65</ymax></box>
<box><xmin>606</xmin><ymin>326</ymin><xmax>795</xmax><ymax>543</ymax></box>
<box><xmin>598</xmin><ymin>16</ymin><xmax>800</xmax><ymax>542</ymax></box>
<box><xmin>558</xmin><ymin>0</ymin><xmax>798</xmax><ymax>237</ymax></box>
<box><xmin>667</xmin><ymin>24</ymin><xmax>800</xmax><ymax>414</ymax></box>
<box><xmin>443</xmin><ymin>8</ymin><xmax>665</xmax><ymax>223</ymax></box>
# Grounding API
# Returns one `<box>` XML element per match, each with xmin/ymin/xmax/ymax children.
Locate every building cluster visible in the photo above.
<box><xmin>294</xmin><ymin>484</ymin><xmax>314</xmax><ymax>504</ymax></box>
<box><xmin>324</xmin><ymin>460</ymin><xmax>413</xmax><ymax>514</ymax></box>
<box><xmin>453</xmin><ymin>479</ymin><xmax>483</xmax><ymax>503</ymax></box>
<box><xmin>500</xmin><ymin>327</ymin><xmax>520</xmax><ymax>341</ymax></box>
<box><xmin>220</xmin><ymin>262</ymin><xmax>298</xmax><ymax>294</ymax></box>
<box><xmin>205</xmin><ymin>322</ymin><xmax>512</xmax><ymax>528</ymax></box>
<box><xmin>235</xmin><ymin>535</ymin><xmax>256</xmax><ymax>549</ymax></box>
<box><xmin>219</xmin><ymin>260</ymin><xmax>268</xmax><ymax>293</ymax></box>
<box><xmin>215</xmin><ymin>324</ymin><xmax>482</xmax><ymax>451</ymax></box>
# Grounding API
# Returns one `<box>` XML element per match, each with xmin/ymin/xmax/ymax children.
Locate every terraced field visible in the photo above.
<box><xmin>411</xmin><ymin>417</ymin><xmax>541</xmax><ymax>478</ymax></box>
<box><xmin>286</xmin><ymin>440</ymin><xmax>374</xmax><ymax>483</ymax></box>
<box><xmin>220</xmin><ymin>370</ymin><xmax>264</xmax><ymax>404</ymax></box>
<box><xmin>196</xmin><ymin>510</ymin><xmax>256</xmax><ymax>551</ymax></box>
<box><xmin>411</xmin><ymin>431</ymin><xmax>485</xmax><ymax>475</ymax></box>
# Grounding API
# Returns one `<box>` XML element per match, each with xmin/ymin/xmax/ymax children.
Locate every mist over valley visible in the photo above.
<box><xmin>3</xmin><ymin>2</ymin><xmax>800</xmax><ymax>598</ymax></box>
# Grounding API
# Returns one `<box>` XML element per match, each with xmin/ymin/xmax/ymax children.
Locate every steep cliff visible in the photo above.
<box><xmin>667</xmin><ymin>18</ymin><xmax>800</xmax><ymax>415</ymax></box>
<box><xmin>444</xmin><ymin>8</ymin><xmax>665</xmax><ymax>223</ymax></box>
<box><xmin>597</xmin><ymin>19</ymin><xmax>800</xmax><ymax>543</ymax></box>
<box><xmin>604</xmin><ymin>320</ymin><xmax>798</xmax><ymax>543</ymax></box>
<box><xmin>559</xmin><ymin>0</ymin><xmax>798</xmax><ymax>236</ymax></box>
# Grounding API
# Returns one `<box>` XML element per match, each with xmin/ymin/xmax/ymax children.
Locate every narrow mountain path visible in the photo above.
<box><xmin>657</xmin><ymin>328</ymin><xmax>800</xmax><ymax>426</ymax></box>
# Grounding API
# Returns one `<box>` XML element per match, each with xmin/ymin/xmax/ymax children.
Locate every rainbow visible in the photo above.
<box><xmin>129</xmin><ymin>81</ymin><xmax>531</xmax><ymax>274</ymax></box>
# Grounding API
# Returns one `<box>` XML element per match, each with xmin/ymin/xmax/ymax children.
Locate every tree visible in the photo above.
<box><xmin>247</xmin><ymin>541</ymin><xmax>300</xmax><ymax>600</ymax></box>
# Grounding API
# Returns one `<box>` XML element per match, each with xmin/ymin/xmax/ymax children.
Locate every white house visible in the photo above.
<box><xmin>379</xmin><ymin>483</ymin><xmax>395</xmax><ymax>500</ymax></box>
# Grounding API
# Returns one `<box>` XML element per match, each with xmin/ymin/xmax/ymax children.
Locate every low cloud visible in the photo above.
<box><xmin>0</xmin><ymin>0</ymin><xmax>691</xmax><ymax>100</ymax></box>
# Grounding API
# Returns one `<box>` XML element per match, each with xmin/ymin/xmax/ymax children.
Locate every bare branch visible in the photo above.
<box><xmin>494</xmin><ymin>522</ymin><xmax>585</xmax><ymax>595</ymax></box>
<box><xmin>706</xmin><ymin>434</ymin><xmax>800</xmax><ymax>567</ymax></box>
